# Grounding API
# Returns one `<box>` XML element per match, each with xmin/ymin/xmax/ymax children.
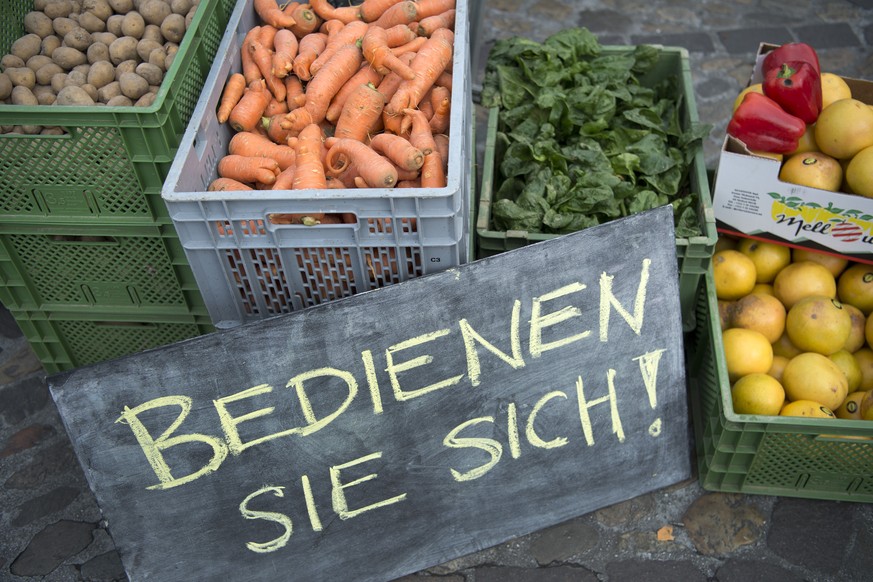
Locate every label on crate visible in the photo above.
<box><xmin>49</xmin><ymin>205</ymin><xmax>690</xmax><ymax>582</ymax></box>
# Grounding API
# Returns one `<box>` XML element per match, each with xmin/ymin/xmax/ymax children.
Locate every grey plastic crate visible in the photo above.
<box><xmin>163</xmin><ymin>0</ymin><xmax>473</xmax><ymax>328</ymax></box>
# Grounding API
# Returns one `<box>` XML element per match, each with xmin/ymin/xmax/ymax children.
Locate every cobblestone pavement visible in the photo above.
<box><xmin>2</xmin><ymin>1</ymin><xmax>873</xmax><ymax>581</ymax></box>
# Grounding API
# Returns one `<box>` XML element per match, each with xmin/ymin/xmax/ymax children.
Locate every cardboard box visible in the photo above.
<box><xmin>712</xmin><ymin>44</ymin><xmax>873</xmax><ymax>263</ymax></box>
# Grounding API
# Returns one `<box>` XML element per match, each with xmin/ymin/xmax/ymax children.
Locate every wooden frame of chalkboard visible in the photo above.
<box><xmin>50</xmin><ymin>205</ymin><xmax>691</xmax><ymax>582</ymax></box>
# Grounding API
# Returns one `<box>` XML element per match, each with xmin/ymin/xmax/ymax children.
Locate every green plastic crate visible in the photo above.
<box><xmin>0</xmin><ymin>222</ymin><xmax>208</xmax><ymax>314</ymax></box>
<box><xmin>10</xmin><ymin>307</ymin><xmax>215</xmax><ymax>373</ymax></box>
<box><xmin>476</xmin><ymin>46</ymin><xmax>717</xmax><ymax>331</ymax></box>
<box><xmin>0</xmin><ymin>0</ymin><xmax>235</xmax><ymax>225</ymax></box>
<box><xmin>687</xmin><ymin>269</ymin><xmax>873</xmax><ymax>502</ymax></box>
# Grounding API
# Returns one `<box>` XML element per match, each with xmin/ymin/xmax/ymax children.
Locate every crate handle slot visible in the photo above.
<box><xmin>814</xmin><ymin>434</ymin><xmax>873</xmax><ymax>445</ymax></box>
<box><xmin>267</xmin><ymin>212</ymin><xmax>357</xmax><ymax>227</ymax></box>
<box><xmin>47</xmin><ymin>235</ymin><xmax>118</xmax><ymax>244</ymax></box>
<box><xmin>92</xmin><ymin>321</ymin><xmax>158</xmax><ymax>329</ymax></box>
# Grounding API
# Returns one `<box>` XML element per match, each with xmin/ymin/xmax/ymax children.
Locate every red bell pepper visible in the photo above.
<box><xmin>727</xmin><ymin>91</ymin><xmax>807</xmax><ymax>154</ymax></box>
<box><xmin>762</xmin><ymin>42</ymin><xmax>820</xmax><ymax>76</ymax></box>
<box><xmin>763</xmin><ymin>60</ymin><xmax>823</xmax><ymax>123</ymax></box>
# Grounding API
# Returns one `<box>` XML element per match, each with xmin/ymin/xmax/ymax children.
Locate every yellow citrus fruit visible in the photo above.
<box><xmin>829</xmin><ymin>349</ymin><xmax>863</xmax><ymax>392</ymax></box>
<box><xmin>835</xmin><ymin>390</ymin><xmax>869</xmax><ymax>420</ymax></box>
<box><xmin>752</xmin><ymin>283</ymin><xmax>775</xmax><ymax>296</ymax></box>
<box><xmin>845</xmin><ymin>144</ymin><xmax>873</xmax><ymax>198</ymax></box>
<box><xmin>780</xmin><ymin>400</ymin><xmax>836</xmax><ymax>418</ymax></box>
<box><xmin>854</xmin><ymin>347</ymin><xmax>873</xmax><ymax>390</ymax></box>
<box><xmin>737</xmin><ymin>238</ymin><xmax>792</xmax><ymax>284</ymax></box>
<box><xmin>732</xmin><ymin>83</ymin><xmax>763</xmax><ymax>111</ymax></box>
<box><xmin>718</xmin><ymin>300</ymin><xmax>733</xmax><ymax>329</ymax></box>
<box><xmin>779</xmin><ymin>151</ymin><xmax>843</xmax><ymax>192</ymax></box>
<box><xmin>773</xmin><ymin>260</ymin><xmax>837</xmax><ymax>309</ymax></box>
<box><xmin>837</xmin><ymin>262</ymin><xmax>873</xmax><ymax>315</ymax></box>
<box><xmin>715</xmin><ymin>235</ymin><xmax>738</xmax><ymax>254</ymax></box>
<box><xmin>722</xmin><ymin>327</ymin><xmax>774</xmax><ymax>383</ymax></box>
<box><xmin>786</xmin><ymin>124</ymin><xmax>819</xmax><ymax>155</ymax></box>
<box><xmin>768</xmin><ymin>354</ymin><xmax>790</xmax><ymax>383</ymax></box>
<box><xmin>843</xmin><ymin>303</ymin><xmax>867</xmax><ymax>353</ymax></box>
<box><xmin>782</xmin><ymin>351</ymin><xmax>849</xmax><ymax>411</ymax></box>
<box><xmin>791</xmin><ymin>248</ymin><xmax>848</xmax><ymax>277</ymax></box>
<box><xmin>862</xmin><ymin>390</ymin><xmax>873</xmax><ymax>420</ymax></box>
<box><xmin>731</xmin><ymin>373</ymin><xmax>785</xmax><ymax>416</ymax></box>
<box><xmin>815</xmin><ymin>98</ymin><xmax>873</xmax><ymax>160</ymax></box>
<box><xmin>713</xmin><ymin>249</ymin><xmax>757</xmax><ymax>301</ymax></box>
<box><xmin>785</xmin><ymin>296</ymin><xmax>852</xmax><ymax>355</ymax></box>
<box><xmin>820</xmin><ymin>72</ymin><xmax>852</xmax><ymax>110</ymax></box>
<box><xmin>728</xmin><ymin>292</ymin><xmax>786</xmax><ymax>344</ymax></box>
<box><xmin>772</xmin><ymin>331</ymin><xmax>803</xmax><ymax>359</ymax></box>
<box><xmin>864</xmin><ymin>309</ymin><xmax>873</xmax><ymax>348</ymax></box>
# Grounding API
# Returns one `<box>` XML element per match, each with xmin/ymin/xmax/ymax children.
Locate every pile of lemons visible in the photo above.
<box><xmin>714</xmin><ymin>236</ymin><xmax>873</xmax><ymax>420</ymax></box>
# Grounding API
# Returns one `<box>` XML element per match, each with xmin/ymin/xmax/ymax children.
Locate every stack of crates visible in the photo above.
<box><xmin>0</xmin><ymin>0</ymin><xmax>237</xmax><ymax>372</ymax></box>
<box><xmin>162</xmin><ymin>0</ymin><xmax>474</xmax><ymax>329</ymax></box>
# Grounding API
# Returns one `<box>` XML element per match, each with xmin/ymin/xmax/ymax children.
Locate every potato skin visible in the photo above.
<box><xmin>160</xmin><ymin>13</ymin><xmax>186</xmax><ymax>43</ymax></box>
<box><xmin>0</xmin><ymin>73</ymin><xmax>12</xmax><ymax>100</ymax></box>
<box><xmin>24</xmin><ymin>12</ymin><xmax>55</xmax><ymax>38</ymax></box>
<box><xmin>35</xmin><ymin>62</ymin><xmax>64</xmax><ymax>85</ymax></box>
<box><xmin>118</xmin><ymin>71</ymin><xmax>149</xmax><ymax>99</ymax></box>
<box><xmin>52</xmin><ymin>47</ymin><xmax>88</xmax><ymax>70</ymax></box>
<box><xmin>40</xmin><ymin>35</ymin><xmax>62</xmax><ymax>57</ymax></box>
<box><xmin>55</xmin><ymin>84</ymin><xmax>96</xmax><ymax>105</ymax></box>
<box><xmin>64</xmin><ymin>27</ymin><xmax>93</xmax><ymax>52</ymax></box>
<box><xmin>109</xmin><ymin>36</ymin><xmax>139</xmax><ymax>65</ymax></box>
<box><xmin>11</xmin><ymin>34</ymin><xmax>42</xmax><ymax>62</ymax></box>
<box><xmin>87</xmin><ymin>60</ymin><xmax>115</xmax><ymax>88</ymax></box>
<box><xmin>6</xmin><ymin>67</ymin><xmax>36</xmax><ymax>89</ymax></box>
<box><xmin>140</xmin><ymin>0</ymin><xmax>172</xmax><ymax>26</ymax></box>
<box><xmin>78</xmin><ymin>11</ymin><xmax>107</xmax><ymax>33</ymax></box>
<box><xmin>11</xmin><ymin>85</ymin><xmax>39</xmax><ymax>105</ymax></box>
<box><xmin>121</xmin><ymin>12</ymin><xmax>146</xmax><ymax>39</ymax></box>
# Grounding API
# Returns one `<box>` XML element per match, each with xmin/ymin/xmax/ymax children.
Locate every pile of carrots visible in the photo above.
<box><xmin>209</xmin><ymin>0</ymin><xmax>457</xmax><ymax>223</ymax></box>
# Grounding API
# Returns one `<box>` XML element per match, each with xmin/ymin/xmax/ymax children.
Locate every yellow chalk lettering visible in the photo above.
<box><xmin>115</xmin><ymin>396</ymin><xmax>228</xmax><ymax>491</ymax></box>
<box><xmin>634</xmin><ymin>349</ymin><xmax>666</xmax><ymax>409</ymax></box>
<box><xmin>599</xmin><ymin>258</ymin><xmax>651</xmax><ymax>341</ymax></box>
<box><xmin>238</xmin><ymin>486</ymin><xmax>292</xmax><ymax>553</ymax></box>
<box><xmin>301</xmin><ymin>474</ymin><xmax>323</xmax><ymax>532</ymax></box>
<box><xmin>458</xmin><ymin>299</ymin><xmax>525</xmax><ymax>387</ymax></box>
<box><xmin>386</xmin><ymin>329</ymin><xmax>463</xmax><ymax>401</ymax></box>
<box><xmin>287</xmin><ymin>367</ymin><xmax>357</xmax><ymax>436</ymax></box>
<box><xmin>507</xmin><ymin>402</ymin><xmax>521</xmax><ymax>459</ymax></box>
<box><xmin>526</xmin><ymin>391</ymin><xmax>569</xmax><ymax>449</ymax></box>
<box><xmin>361</xmin><ymin>349</ymin><xmax>383</xmax><ymax>414</ymax></box>
<box><xmin>330</xmin><ymin>451</ymin><xmax>407</xmax><ymax>520</ymax></box>
<box><xmin>575</xmin><ymin>370</ymin><xmax>625</xmax><ymax>446</ymax></box>
<box><xmin>213</xmin><ymin>384</ymin><xmax>283</xmax><ymax>455</ymax></box>
<box><xmin>649</xmin><ymin>418</ymin><xmax>662</xmax><ymax>437</ymax></box>
<box><xmin>443</xmin><ymin>417</ymin><xmax>502</xmax><ymax>482</ymax></box>
<box><xmin>529</xmin><ymin>282</ymin><xmax>590</xmax><ymax>358</ymax></box>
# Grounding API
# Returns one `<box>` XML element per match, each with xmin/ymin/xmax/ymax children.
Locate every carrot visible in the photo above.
<box><xmin>412</xmin><ymin>0</ymin><xmax>456</xmax><ymax>20</ymax></box>
<box><xmin>325</xmin><ymin>137</ymin><xmax>398</xmax><ymax>188</ymax></box>
<box><xmin>428</xmin><ymin>84</ymin><xmax>450</xmax><ymax>133</ymax></box>
<box><xmin>264</xmin><ymin>113</ymin><xmax>293</xmax><ymax>144</ymax></box>
<box><xmin>271</xmin><ymin>164</ymin><xmax>296</xmax><ymax>189</ymax></box>
<box><xmin>395</xmin><ymin>178</ymin><xmax>420</xmax><ymax>188</ymax></box>
<box><xmin>434</xmin><ymin>69</ymin><xmax>452</xmax><ymax>92</ymax></box>
<box><xmin>390</xmin><ymin>35</ymin><xmax>427</xmax><ymax>58</ymax></box>
<box><xmin>292</xmin><ymin>123</ymin><xmax>327</xmax><ymax>189</ymax></box>
<box><xmin>434</xmin><ymin>132</ymin><xmax>449</xmax><ymax>173</ymax></box>
<box><xmin>374</xmin><ymin>51</ymin><xmax>415</xmax><ymax>103</ymax></box>
<box><xmin>309</xmin><ymin>0</ymin><xmax>362</xmax><ymax>24</ymax></box>
<box><xmin>386</xmin><ymin>28</ymin><xmax>453</xmax><ymax>115</ymax></box>
<box><xmin>249</xmin><ymin>39</ymin><xmax>286</xmax><ymax>102</ymax></box>
<box><xmin>359</xmin><ymin>0</ymin><xmax>405</xmax><ymax>22</ymax></box>
<box><xmin>286</xmin><ymin>3</ymin><xmax>322</xmax><ymax>38</ymax></box>
<box><xmin>319</xmin><ymin>18</ymin><xmax>346</xmax><ymax>37</ymax></box>
<box><xmin>309</xmin><ymin>20</ymin><xmax>368</xmax><ymax>77</ymax></box>
<box><xmin>241</xmin><ymin>27</ymin><xmax>263</xmax><ymax>84</ymax></box>
<box><xmin>272</xmin><ymin>28</ymin><xmax>298</xmax><ymax>78</ymax></box>
<box><xmin>334</xmin><ymin>82</ymin><xmax>385</xmax><ymax>141</ymax></box>
<box><xmin>420</xmin><ymin>151</ymin><xmax>446</xmax><ymax>187</ymax></box>
<box><xmin>254</xmin><ymin>0</ymin><xmax>297</xmax><ymax>28</ymax></box>
<box><xmin>209</xmin><ymin>177</ymin><xmax>253</xmax><ymax>191</ymax></box>
<box><xmin>259</xmin><ymin>24</ymin><xmax>278</xmax><ymax>49</ymax></box>
<box><xmin>282</xmin><ymin>43</ymin><xmax>363</xmax><ymax>134</ymax></box>
<box><xmin>416</xmin><ymin>9</ymin><xmax>455</xmax><ymax>36</ymax></box>
<box><xmin>324</xmin><ymin>65</ymin><xmax>383</xmax><ymax>123</ymax></box>
<box><xmin>368</xmin><ymin>133</ymin><xmax>423</xmax><ymax>171</ymax></box>
<box><xmin>372</xmin><ymin>0</ymin><xmax>417</xmax><ymax>28</ymax></box>
<box><xmin>269</xmin><ymin>212</ymin><xmax>326</xmax><ymax>225</ymax></box>
<box><xmin>284</xmin><ymin>75</ymin><xmax>305</xmax><ymax>110</ymax></box>
<box><xmin>229</xmin><ymin>131</ymin><xmax>296</xmax><ymax>170</ymax></box>
<box><xmin>218</xmin><ymin>154</ymin><xmax>280</xmax><ymax>185</ymax></box>
<box><xmin>362</xmin><ymin>25</ymin><xmax>415</xmax><ymax>79</ymax></box>
<box><xmin>228</xmin><ymin>80</ymin><xmax>272</xmax><ymax>132</ymax></box>
<box><xmin>265</xmin><ymin>97</ymin><xmax>289</xmax><ymax>116</ymax></box>
<box><xmin>400</xmin><ymin>107</ymin><xmax>435</xmax><ymax>154</ymax></box>
<box><xmin>292</xmin><ymin>31</ymin><xmax>328</xmax><ymax>81</ymax></box>
<box><xmin>325</xmin><ymin>176</ymin><xmax>348</xmax><ymax>189</ymax></box>
<box><xmin>216</xmin><ymin>73</ymin><xmax>247</xmax><ymax>123</ymax></box>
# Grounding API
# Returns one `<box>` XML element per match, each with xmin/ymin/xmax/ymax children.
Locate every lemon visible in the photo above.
<box><xmin>752</xmin><ymin>283</ymin><xmax>775</xmax><ymax>296</ymax></box>
<box><xmin>854</xmin><ymin>347</ymin><xmax>873</xmax><ymax>390</ymax></box>
<box><xmin>835</xmin><ymin>390</ymin><xmax>870</xmax><ymax>420</ymax></box>
<box><xmin>713</xmin><ymin>249</ymin><xmax>757</xmax><ymax>301</ymax></box>
<box><xmin>722</xmin><ymin>327</ymin><xmax>774</xmax><ymax>383</ymax></box>
<box><xmin>786</xmin><ymin>124</ymin><xmax>819</xmax><ymax>156</ymax></box>
<box><xmin>820</xmin><ymin>72</ymin><xmax>852</xmax><ymax>110</ymax></box>
<box><xmin>815</xmin><ymin>98</ymin><xmax>873</xmax><ymax>160</ymax></box>
<box><xmin>732</xmin><ymin>83</ymin><xmax>763</xmax><ymax>112</ymax></box>
<box><xmin>768</xmin><ymin>354</ymin><xmax>790</xmax><ymax>383</ymax></box>
<box><xmin>772</xmin><ymin>331</ymin><xmax>803</xmax><ymax>359</ymax></box>
<box><xmin>715</xmin><ymin>235</ymin><xmax>738</xmax><ymax>254</ymax></box>
<box><xmin>773</xmin><ymin>260</ymin><xmax>837</xmax><ymax>309</ymax></box>
<box><xmin>785</xmin><ymin>296</ymin><xmax>852</xmax><ymax>355</ymax></box>
<box><xmin>731</xmin><ymin>373</ymin><xmax>785</xmax><ymax>415</ymax></box>
<box><xmin>779</xmin><ymin>151</ymin><xmax>843</xmax><ymax>192</ymax></box>
<box><xmin>845</xmin><ymin>144</ymin><xmax>873</xmax><ymax>198</ymax></box>
<box><xmin>737</xmin><ymin>238</ymin><xmax>792</xmax><ymax>284</ymax></box>
<box><xmin>781</xmin><ymin>352</ymin><xmax>849</xmax><ymax>411</ymax></box>
<box><xmin>780</xmin><ymin>400</ymin><xmax>836</xmax><ymax>418</ymax></box>
<box><xmin>791</xmin><ymin>248</ymin><xmax>848</xmax><ymax>277</ymax></box>
<box><xmin>829</xmin><ymin>349</ymin><xmax>863</xmax><ymax>392</ymax></box>
<box><xmin>837</xmin><ymin>262</ymin><xmax>873</xmax><ymax>315</ymax></box>
<box><xmin>728</xmin><ymin>292</ymin><xmax>786</xmax><ymax>344</ymax></box>
<box><xmin>843</xmin><ymin>303</ymin><xmax>867</xmax><ymax>353</ymax></box>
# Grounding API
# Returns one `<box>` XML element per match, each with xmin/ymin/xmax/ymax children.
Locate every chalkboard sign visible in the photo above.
<box><xmin>49</xmin><ymin>205</ymin><xmax>690</xmax><ymax>582</ymax></box>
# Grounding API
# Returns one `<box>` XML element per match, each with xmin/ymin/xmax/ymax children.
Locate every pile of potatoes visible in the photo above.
<box><xmin>0</xmin><ymin>0</ymin><xmax>199</xmax><ymax>134</ymax></box>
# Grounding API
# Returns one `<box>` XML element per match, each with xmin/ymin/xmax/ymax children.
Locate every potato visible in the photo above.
<box><xmin>135</xmin><ymin>61</ymin><xmax>162</xmax><ymax>85</ymax></box>
<box><xmin>109</xmin><ymin>36</ymin><xmax>139</xmax><ymax>65</ymax></box>
<box><xmin>52</xmin><ymin>17</ymin><xmax>78</xmax><ymax>38</ymax></box>
<box><xmin>35</xmin><ymin>62</ymin><xmax>64</xmax><ymax>85</ymax></box>
<box><xmin>43</xmin><ymin>0</ymin><xmax>75</xmax><ymax>19</ymax></box>
<box><xmin>1</xmin><ymin>55</ymin><xmax>26</xmax><ymax>69</ymax></box>
<box><xmin>64</xmin><ymin>69</ymin><xmax>88</xmax><ymax>86</ymax></box>
<box><xmin>171</xmin><ymin>0</ymin><xmax>192</xmax><ymax>15</ymax></box>
<box><xmin>121</xmin><ymin>11</ymin><xmax>146</xmax><ymax>39</ymax></box>
<box><xmin>140</xmin><ymin>0</ymin><xmax>171</xmax><ymax>26</ymax></box>
<box><xmin>24</xmin><ymin>11</ymin><xmax>55</xmax><ymax>38</ymax></box>
<box><xmin>41</xmin><ymin>126</ymin><xmax>66</xmax><ymax>134</ymax></box>
<box><xmin>134</xmin><ymin>90</ymin><xmax>156</xmax><ymax>107</ymax></box>
<box><xmin>106</xmin><ymin>94</ymin><xmax>133</xmax><ymax>106</ymax></box>
<box><xmin>11</xmin><ymin>34</ymin><xmax>42</xmax><ymax>62</ymax></box>
<box><xmin>34</xmin><ymin>0</ymin><xmax>51</xmax><ymax>10</ymax></box>
<box><xmin>87</xmin><ymin>60</ymin><xmax>115</xmax><ymax>88</ymax></box>
<box><xmin>51</xmin><ymin>73</ymin><xmax>68</xmax><ymax>93</ymax></box>
<box><xmin>33</xmin><ymin>84</ymin><xmax>57</xmax><ymax>105</ymax></box>
<box><xmin>21</xmin><ymin>124</ymin><xmax>45</xmax><ymax>134</ymax></box>
<box><xmin>97</xmin><ymin>80</ymin><xmax>120</xmax><ymax>101</ymax></box>
<box><xmin>40</xmin><ymin>35</ymin><xmax>62</xmax><ymax>57</ymax></box>
<box><xmin>82</xmin><ymin>0</ymin><xmax>113</xmax><ymax>21</ymax></box>
<box><xmin>55</xmin><ymin>84</ymin><xmax>95</xmax><ymax>105</ymax></box>
<box><xmin>87</xmin><ymin>42</ymin><xmax>110</xmax><ymax>64</ymax></box>
<box><xmin>118</xmin><ymin>71</ymin><xmax>149</xmax><ymax>99</ymax></box>
<box><xmin>114</xmin><ymin>59</ymin><xmax>137</xmax><ymax>80</ymax></box>
<box><xmin>63</xmin><ymin>27</ymin><xmax>93</xmax><ymax>51</ymax></box>
<box><xmin>91</xmin><ymin>31</ymin><xmax>117</xmax><ymax>45</ymax></box>
<box><xmin>142</xmin><ymin>24</ymin><xmax>164</xmax><ymax>43</ymax></box>
<box><xmin>135</xmin><ymin>38</ymin><xmax>161</xmax><ymax>61</ymax></box>
<box><xmin>0</xmin><ymin>73</ymin><xmax>12</xmax><ymax>100</ymax></box>
<box><xmin>72</xmin><ymin>63</ymin><xmax>92</xmax><ymax>76</ymax></box>
<box><xmin>11</xmin><ymin>85</ymin><xmax>39</xmax><ymax>105</ymax></box>
<box><xmin>53</xmin><ymin>46</ymin><xmax>88</xmax><ymax>70</ymax></box>
<box><xmin>160</xmin><ymin>13</ymin><xmax>185</xmax><ymax>43</ymax></box>
<box><xmin>78</xmin><ymin>11</ymin><xmax>107</xmax><ymax>33</ymax></box>
<box><xmin>106</xmin><ymin>14</ymin><xmax>125</xmax><ymax>37</ymax></box>
<box><xmin>81</xmin><ymin>83</ymin><xmax>99</xmax><ymax>101</ymax></box>
<box><xmin>26</xmin><ymin>55</ymin><xmax>54</xmax><ymax>72</ymax></box>
<box><xmin>164</xmin><ymin>49</ymin><xmax>176</xmax><ymax>70</ymax></box>
<box><xmin>108</xmin><ymin>0</ymin><xmax>135</xmax><ymax>12</ymax></box>
<box><xmin>6</xmin><ymin>68</ymin><xmax>36</xmax><ymax>89</ymax></box>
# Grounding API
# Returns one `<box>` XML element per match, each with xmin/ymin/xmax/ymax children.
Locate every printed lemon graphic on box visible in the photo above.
<box><xmin>768</xmin><ymin>194</ymin><xmax>873</xmax><ymax>246</ymax></box>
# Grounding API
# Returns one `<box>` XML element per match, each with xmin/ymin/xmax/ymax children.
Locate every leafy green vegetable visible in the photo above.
<box><xmin>481</xmin><ymin>28</ymin><xmax>711</xmax><ymax>238</ymax></box>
